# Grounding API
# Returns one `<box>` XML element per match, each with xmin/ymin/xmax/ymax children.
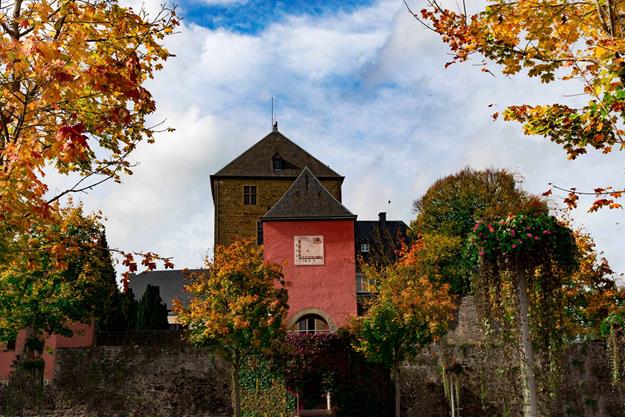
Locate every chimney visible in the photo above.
<box><xmin>378</xmin><ymin>212</ymin><xmax>387</xmax><ymax>224</ymax></box>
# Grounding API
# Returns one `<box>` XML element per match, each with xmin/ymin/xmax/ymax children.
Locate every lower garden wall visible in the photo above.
<box><xmin>2</xmin><ymin>299</ymin><xmax>624</xmax><ymax>417</ymax></box>
<box><xmin>2</xmin><ymin>342</ymin><xmax>623</xmax><ymax>417</ymax></box>
<box><xmin>401</xmin><ymin>342</ymin><xmax>624</xmax><ymax>417</ymax></box>
<box><xmin>0</xmin><ymin>344</ymin><xmax>231</xmax><ymax>417</ymax></box>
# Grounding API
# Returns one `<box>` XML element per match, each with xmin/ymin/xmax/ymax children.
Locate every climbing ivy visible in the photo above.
<box><xmin>240</xmin><ymin>356</ymin><xmax>296</xmax><ymax>417</ymax></box>
<box><xmin>465</xmin><ymin>213</ymin><xmax>578</xmax><ymax>417</ymax></box>
<box><xmin>601</xmin><ymin>313</ymin><xmax>625</xmax><ymax>385</ymax></box>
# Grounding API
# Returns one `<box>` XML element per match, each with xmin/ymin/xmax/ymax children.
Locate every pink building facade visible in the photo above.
<box><xmin>262</xmin><ymin>168</ymin><xmax>358</xmax><ymax>331</ymax></box>
<box><xmin>0</xmin><ymin>322</ymin><xmax>94</xmax><ymax>381</ymax></box>
<box><xmin>263</xmin><ymin>220</ymin><xmax>357</xmax><ymax>329</ymax></box>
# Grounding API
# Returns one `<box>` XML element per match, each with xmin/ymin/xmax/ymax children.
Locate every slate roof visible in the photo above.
<box><xmin>212</xmin><ymin>129</ymin><xmax>343</xmax><ymax>179</ymax></box>
<box><xmin>263</xmin><ymin>167</ymin><xmax>356</xmax><ymax>221</ymax></box>
<box><xmin>355</xmin><ymin>218</ymin><xmax>409</xmax><ymax>245</ymax></box>
<box><xmin>355</xmin><ymin>214</ymin><xmax>409</xmax><ymax>266</ymax></box>
<box><xmin>128</xmin><ymin>269</ymin><xmax>206</xmax><ymax>312</ymax></box>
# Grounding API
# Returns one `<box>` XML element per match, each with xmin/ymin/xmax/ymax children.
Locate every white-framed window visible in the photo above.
<box><xmin>360</xmin><ymin>241</ymin><xmax>370</xmax><ymax>253</ymax></box>
<box><xmin>295</xmin><ymin>314</ymin><xmax>330</xmax><ymax>333</ymax></box>
<box><xmin>356</xmin><ymin>273</ymin><xmax>377</xmax><ymax>293</ymax></box>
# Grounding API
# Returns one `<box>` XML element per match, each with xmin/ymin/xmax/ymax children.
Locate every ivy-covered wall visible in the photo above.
<box><xmin>401</xmin><ymin>342</ymin><xmax>625</xmax><ymax>417</ymax></box>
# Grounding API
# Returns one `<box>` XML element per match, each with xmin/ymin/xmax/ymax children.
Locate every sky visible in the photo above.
<box><xmin>48</xmin><ymin>0</ymin><xmax>625</xmax><ymax>280</ymax></box>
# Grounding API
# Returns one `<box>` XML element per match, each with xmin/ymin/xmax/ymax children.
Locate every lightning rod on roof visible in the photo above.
<box><xmin>271</xmin><ymin>96</ymin><xmax>278</xmax><ymax>132</ymax></box>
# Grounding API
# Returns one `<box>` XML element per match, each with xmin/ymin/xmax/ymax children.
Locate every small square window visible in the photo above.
<box><xmin>243</xmin><ymin>185</ymin><xmax>257</xmax><ymax>205</ymax></box>
<box><xmin>360</xmin><ymin>242</ymin><xmax>370</xmax><ymax>253</ymax></box>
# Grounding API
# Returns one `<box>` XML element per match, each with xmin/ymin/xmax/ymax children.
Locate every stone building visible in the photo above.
<box><xmin>210</xmin><ymin>123</ymin><xmax>344</xmax><ymax>246</ymax></box>
<box><xmin>131</xmin><ymin>126</ymin><xmax>407</xmax><ymax>331</ymax></box>
<box><xmin>211</xmin><ymin>126</ymin><xmax>408</xmax><ymax>333</ymax></box>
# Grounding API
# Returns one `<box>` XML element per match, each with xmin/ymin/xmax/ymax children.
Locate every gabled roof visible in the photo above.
<box><xmin>212</xmin><ymin>129</ymin><xmax>343</xmax><ymax>179</ymax></box>
<box><xmin>263</xmin><ymin>167</ymin><xmax>356</xmax><ymax>221</ymax></box>
<box><xmin>128</xmin><ymin>269</ymin><xmax>206</xmax><ymax>312</ymax></box>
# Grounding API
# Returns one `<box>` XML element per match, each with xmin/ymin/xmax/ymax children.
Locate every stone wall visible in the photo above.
<box><xmin>401</xmin><ymin>342</ymin><xmax>624</xmax><ymax>417</ymax></box>
<box><xmin>401</xmin><ymin>296</ymin><xmax>625</xmax><ymax>417</ymax></box>
<box><xmin>0</xmin><ymin>345</ymin><xmax>231</xmax><ymax>417</ymax></box>
<box><xmin>213</xmin><ymin>177</ymin><xmax>342</xmax><ymax>246</ymax></box>
<box><xmin>3</xmin><ymin>297</ymin><xmax>623</xmax><ymax>417</ymax></box>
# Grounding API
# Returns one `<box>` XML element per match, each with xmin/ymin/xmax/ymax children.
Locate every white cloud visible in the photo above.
<box><xmin>48</xmin><ymin>0</ymin><xmax>625</xmax><ymax>280</ymax></box>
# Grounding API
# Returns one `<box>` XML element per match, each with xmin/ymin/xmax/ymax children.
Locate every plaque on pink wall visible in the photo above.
<box><xmin>294</xmin><ymin>235</ymin><xmax>324</xmax><ymax>265</ymax></box>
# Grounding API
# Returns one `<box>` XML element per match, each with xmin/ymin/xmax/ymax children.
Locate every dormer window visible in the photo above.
<box><xmin>272</xmin><ymin>154</ymin><xmax>283</xmax><ymax>171</ymax></box>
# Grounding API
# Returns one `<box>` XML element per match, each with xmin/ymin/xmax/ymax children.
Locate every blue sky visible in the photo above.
<box><xmin>182</xmin><ymin>0</ymin><xmax>377</xmax><ymax>34</ymax></box>
<box><xmin>53</xmin><ymin>0</ymin><xmax>624</xmax><ymax>280</ymax></box>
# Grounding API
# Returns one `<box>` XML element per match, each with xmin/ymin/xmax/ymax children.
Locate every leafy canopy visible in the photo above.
<box><xmin>174</xmin><ymin>240</ymin><xmax>289</xmax><ymax>361</ymax></box>
<box><xmin>418</xmin><ymin>0</ymin><xmax>625</xmax><ymax>210</ymax></box>
<box><xmin>0</xmin><ymin>204</ymin><xmax>119</xmax><ymax>343</ymax></box>
<box><xmin>0</xmin><ymin>0</ymin><xmax>177</xmax><ymax>275</ymax></box>
<box><xmin>354</xmin><ymin>240</ymin><xmax>455</xmax><ymax>368</ymax></box>
<box><xmin>565</xmin><ymin>230</ymin><xmax>625</xmax><ymax>339</ymax></box>
<box><xmin>411</xmin><ymin>168</ymin><xmax>546</xmax><ymax>295</ymax></box>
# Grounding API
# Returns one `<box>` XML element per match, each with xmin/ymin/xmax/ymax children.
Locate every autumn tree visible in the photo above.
<box><xmin>415</xmin><ymin>0</ymin><xmax>625</xmax><ymax>210</ymax></box>
<box><xmin>174</xmin><ymin>240</ymin><xmax>289</xmax><ymax>417</ymax></box>
<box><xmin>0</xmin><ymin>0</ymin><xmax>177</xmax><ymax>302</ymax></box>
<box><xmin>353</xmin><ymin>241</ymin><xmax>455</xmax><ymax>417</ymax></box>
<box><xmin>411</xmin><ymin>168</ymin><xmax>547</xmax><ymax>295</ymax></box>
<box><xmin>0</xmin><ymin>205</ymin><xmax>120</xmax><ymax>361</ymax></box>
<box><xmin>466</xmin><ymin>214</ymin><xmax>578</xmax><ymax>417</ymax></box>
<box><xmin>564</xmin><ymin>229</ymin><xmax>625</xmax><ymax>339</ymax></box>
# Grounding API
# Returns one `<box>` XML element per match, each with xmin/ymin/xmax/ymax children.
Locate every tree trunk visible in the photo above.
<box><xmin>393</xmin><ymin>364</ymin><xmax>401</xmax><ymax>417</ymax></box>
<box><xmin>22</xmin><ymin>328</ymin><xmax>45</xmax><ymax>413</ymax></box>
<box><xmin>515</xmin><ymin>269</ymin><xmax>538</xmax><ymax>417</ymax></box>
<box><xmin>231</xmin><ymin>354</ymin><xmax>241</xmax><ymax>417</ymax></box>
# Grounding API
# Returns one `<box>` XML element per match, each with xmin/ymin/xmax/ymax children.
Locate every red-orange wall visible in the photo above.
<box><xmin>0</xmin><ymin>322</ymin><xmax>94</xmax><ymax>381</ymax></box>
<box><xmin>263</xmin><ymin>219</ymin><xmax>357</xmax><ymax>328</ymax></box>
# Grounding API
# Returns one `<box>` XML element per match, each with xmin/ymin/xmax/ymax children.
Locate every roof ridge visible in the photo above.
<box><xmin>263</xmin><ymin>167</ymin><xmax>355</xmax><ymax>220</ymax></box>
<box><xmin>212</xmin><ymin>130</ymin><xmax>343</xmax><ymax>178</ymax></box>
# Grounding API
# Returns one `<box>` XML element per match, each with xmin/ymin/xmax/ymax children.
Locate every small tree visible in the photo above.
<box><xmin>136</xmin><ymin>284</ymin><xmax>169</xmax><ymax>330</ymax></box>
<box><xmin>353</xmin><ymin>241</ymin><xmax>455</xmax><ymax>417</ymax></box>
<box><xmin>174</xmin><ymin>240</ymin><xmax>289</xmax><ymax>417</ymax></box>
<box><xmin>0</xmin><ymin>204</ymin><xmax>122</xmax><ymax>392</ymax></box>
<box><xmin>97</xmin><ymin>287</ymin><xmax>139</xmax><ymax>332</ymax></box>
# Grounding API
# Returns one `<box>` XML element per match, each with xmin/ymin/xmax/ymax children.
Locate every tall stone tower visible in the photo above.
<box><xmin>210</xmin><ymin>127</ymin><xmax>344</xmax><ymax>246</ymax></box>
